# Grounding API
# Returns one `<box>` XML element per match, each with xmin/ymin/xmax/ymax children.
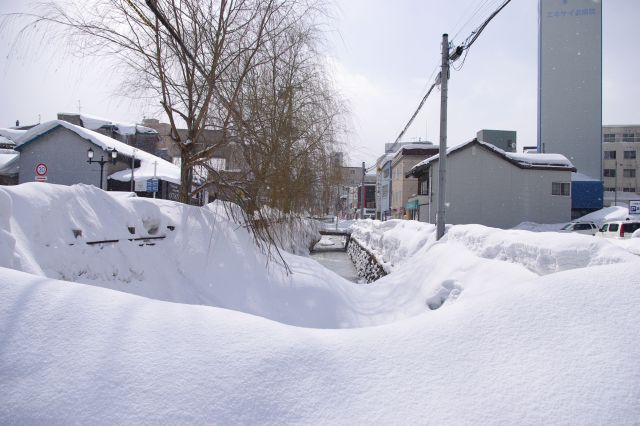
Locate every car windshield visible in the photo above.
<box><xmin>560</xmin><ymin>224</ymin><xmax>573</xmax><ymax>230</ymax></box>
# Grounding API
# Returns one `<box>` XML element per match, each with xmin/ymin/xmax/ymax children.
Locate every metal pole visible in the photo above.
<box><xmin>361</xmin><ymin>161</ymin><xmax>365</xmax><ymax>219</ymax></box>
<box><xmin>153</xmin><ymin>161</ymin><xmax>158</xmax><ymax>199</ymax></box>
<box><xmin>436</xmin><ymin>33</ymin><xmax>449</xmax><ymax>240</ymax></box>
<box><xmin>130</xmin><ymin>149</ymin><xmax>136</xmax><ymax>192</ymax></box>
<box><xmin>99</xmin><ymin>156</ymin><xmax>104</xmax><ymax>190</ymax></box>
<box><xmin>614</xmin><ymin>162</ymin><xmax>618</xmax><ymax>206</ymax></box>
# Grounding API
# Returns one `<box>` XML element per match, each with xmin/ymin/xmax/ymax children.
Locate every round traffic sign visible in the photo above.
<box><xmin>35</xmin><ymin>163</ymin><xmax>48</xmax><ymax>176</ymax></box>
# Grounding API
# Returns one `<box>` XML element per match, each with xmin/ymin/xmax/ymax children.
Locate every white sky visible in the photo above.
<box><xmin>1</xmin><ymin>0</ymin><xmax>638</xmax><ymax>167</ymax></box>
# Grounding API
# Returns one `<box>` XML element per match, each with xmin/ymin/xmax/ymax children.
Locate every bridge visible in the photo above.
<box><xmin>312</xmin><ymin>229</ymin><xmax>352</xmax><ymax>252</ymax></box>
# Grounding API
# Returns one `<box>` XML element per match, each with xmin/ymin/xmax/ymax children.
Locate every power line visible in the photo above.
<box><xmin>389</xmin><ymin>0</ymin><xmax>512</xmax><ymax>152</ymax></box>
<box><xmin>451</xmin><ymin>0</ymin><xmax>493</xmax><ymax>43</ymax></box>
<box><xmin>390</xmin><ymin>81</ymin><xmax>438</xmax><ymax>150</ymax></box>
<box><xmin>452</xmin><ymin>0</ymin><xmax>512</xmax><ymax>63</ymax></box>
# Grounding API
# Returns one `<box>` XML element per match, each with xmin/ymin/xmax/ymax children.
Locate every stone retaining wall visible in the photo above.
<box><xmin>347</xmin><ymin>236</ymin><xmax>386</xmax><ymax>283</ymax></box>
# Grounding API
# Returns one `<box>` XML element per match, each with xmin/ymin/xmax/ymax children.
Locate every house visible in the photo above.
<box><xmin>407</xmin><ymin>138</ymin><xmax>575</xmax><ymax>228</ymax></box>
<box><xmin>375</xmin><ymin>153</ymin><xmax>393</xmax><ymax>220</ymax></box>
<box><xmin>389</xmin><ymin>143</ymin><xmax>439</xmax><ymax>219</ymax></box>
<box><xmin>602</xmin><ymin>124</ymin><xmax>640</xmax><ymax>207</ymax></box>
<box><xmin>0</xmin><ymin>128</ymin><xmax>25</xmax><ymax>185</ymax></box>
<box><xmin>14</xmin><ymin>120</ymin><xmax>181</xmax><ymax>200</ymax></box>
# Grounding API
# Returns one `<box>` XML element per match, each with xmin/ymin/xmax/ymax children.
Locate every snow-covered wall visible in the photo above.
<box><xmin>346</xmin><ymin>237</ymin><xmax>386</xmax><ymax>283</ymax></box>
<box><xmin>350</xmin><ymin>219</ymin><xmax>438</xmax><ymax>273</ymax></box>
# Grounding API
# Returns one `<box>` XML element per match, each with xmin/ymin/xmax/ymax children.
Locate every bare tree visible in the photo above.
<box><xmin>3</xmin><ymin>0</ymin><xmax>346</xmax><ymax>265</ymax></box>
<box><xmin>5</xmin><ymin>0</ymin><xmax>319</xmax><ymax>203</ymax></box>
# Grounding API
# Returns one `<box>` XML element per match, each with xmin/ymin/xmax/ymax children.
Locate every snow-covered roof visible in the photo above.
<box><xmin>504</xmin><ymin>151</ymin><xmax>572</xmax><ymax>168</ymax></box>
<box><xmin>15</xmin><ymin>120</ymin><xmax>180</xmax><ymax>184</ymax></box>
<box><xmin>410</xmin><ymin>139</ymin><xmax>575</xmax><ymax>175</ymax></box>
<box><xmin>0</xmin><ymin>135</ymin><xmax>14</xmax><ymax>146</ymax></box>
<box><xmin>59</xmin><ymin>112</ymin><xmax>158</xmax><ymax>136</ymax></box>
<box><xmin>390</xmin><ymin>142</ymin><xmax>438</xmax><ymax>158</ymax></box>
<box><xmin>0</xmin><ymin>128</ymin><xmax>27</xmax><ymax>141</ymax></box>
<box><xmin>0</xmin><ymin>149</ymin><xmax>19</xmax><ymax>175</ymax></box>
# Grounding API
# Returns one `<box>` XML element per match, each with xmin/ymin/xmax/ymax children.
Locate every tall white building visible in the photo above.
<box><xmin>538</xmin><ymin>0</ymin><xmax>602</xmax><ymax>180</ymax></box>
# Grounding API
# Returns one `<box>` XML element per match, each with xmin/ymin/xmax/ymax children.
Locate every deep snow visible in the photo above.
<box><xmin>1</xmin><ymin>183</ymin><xmax>640</xmax><ymax>423</ymax></box>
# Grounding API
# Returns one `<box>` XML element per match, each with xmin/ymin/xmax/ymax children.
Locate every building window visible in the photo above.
<box><xmin>603</xmin><ymin>133</ymin><xmax>616</xmax><ymax>142</ymax></box>
<box><xmin>604</xmin><ymin>187</ymin><xmax>615</xmax><ymax>192</ymax></box>
<box><xmin>552</xmin><ymin>182</ymin><xmax>570</xmax><ymax>196</ymax></box>
<box><xmin>623</xmin><ymin>188</ymin><xmax>636</xmax><ymax>193</ymax></box>
<box><xmin>418</xmin><ymin>176</ymin><xmax>429</xmax><ymax>195</ymax></box>
<box><xmin>604</xmin><ymin>151</ymin><xmax>616</xmax><ymax>160</ymax></box>
<box><xmin>624</xmin><ymin>150</ymin><xmax>636</xmax><ymax>159</ymax></box>
<box><xmin>623</xmin><ymin>169</ymin><xmax>636</xmax><ymax>178</ymax></box>
<box><xmin>603</xmin><ymin>169</ymin><xmax>616</xmax><ymax>177</ymax></box>
<box><xmin>208</xmin><ymin>157</ymin><xmax>226</xmax><ymax>171</ymax></box>
<box><xmin>623</xmin><ymin>133</ymin><xmax>635</xmax><ymax>142</ymax></box>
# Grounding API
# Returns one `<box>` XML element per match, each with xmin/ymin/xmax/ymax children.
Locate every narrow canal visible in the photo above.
<box><xmin>309</xmin><ymin>235</ymin><xmax>361</xmax><ymax>283</ymax></box>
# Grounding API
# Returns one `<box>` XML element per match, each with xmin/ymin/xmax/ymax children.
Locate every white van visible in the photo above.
<box><xmin>559</xmin><ymin>221</ymin><xmax>598</xmax><ymax>236</ymax></box>
<box><xmin>596</xmin><ymin>220</ymin><xmax>640</xmax><ymax>239</ymax></box>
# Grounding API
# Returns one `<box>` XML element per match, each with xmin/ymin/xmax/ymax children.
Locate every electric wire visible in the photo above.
<box><xmin>388</xmin><ymin>0</ymin><xmax>511</xmax><ymax>157</ymax></box>
<box><xmin>451</xmin><ymin>0</ymin><xmax>493</xmax><ymax>43</ymax></box>
<box><xmin>456</xmin><ymin>0</ymin><xmax>512</xmax><ymax>57</ymax></box>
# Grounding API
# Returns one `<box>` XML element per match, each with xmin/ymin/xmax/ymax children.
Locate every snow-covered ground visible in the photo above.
<box><xmin>1</xmin><ymin>183</ymin><xmax>639</xmax><ymax>423</ymax></box>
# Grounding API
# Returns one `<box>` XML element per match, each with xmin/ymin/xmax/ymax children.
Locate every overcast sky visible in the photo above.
<box><xmin>1</xmin><ymin>0</ymin><xmax>638</xmax><ymax>166</ymax></box>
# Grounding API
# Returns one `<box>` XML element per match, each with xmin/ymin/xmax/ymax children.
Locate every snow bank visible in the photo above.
<box><xmin>1</xmin><ymin>261</ymin><xmax>639</xmax><ymax>423</ymax></box>
<box><xmin>1</xmin><ymin>184</ymin><xmax>638</xmax><ymax>330</ymax></box>
<box><xmin>2</xmin><ymin>184</ymin><xmax>640</xmax><ymax>422</ymax></box>
<box><xmin>579</xmin><ymin>205</ymin><xmax>631</xmax><ymax>226</ymax></box>
<box><xmin>350</xmin><ymin>219</ymin><xmax>437</xmax><ymax>272</ymax></box>
<box><xmin>0</xmin><ymin>183</ymin><xmax>362</xmax><ymax>327</ymax></box>
<box><xmin>444</xmin><ymin>224</ymin><xmax>637</xmax><ymax>275</ymax></box>
<box><xmin>511</xmin><ymin>221</ymin><xmax>565</xmax><ymax>232</ymax></box>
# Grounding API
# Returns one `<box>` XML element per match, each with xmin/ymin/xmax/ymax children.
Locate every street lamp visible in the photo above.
<box><xmin>87</xmin><ymin>147</ymin><xmax>118</xmax><ymax>190</ymax></box>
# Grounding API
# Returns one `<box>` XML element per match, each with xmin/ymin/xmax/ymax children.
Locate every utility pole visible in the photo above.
<box><xmin>130</xmin><ymin>148</ymin><xmax>137</xmax><ymax>192</ymax></box>
<box><xmin>361</xmin><ymin>161</ymin><xmax>365</xmax><ymax>219</ymax></box>
<box><xmin>153</xmin><ymin>160</ymin><xmax>158</xmax><ymax>199</ymax></box>
<box><xmin>436</xmin><ymin>33</ymin><xmax>449</xmax><ymax>240</ymax></box>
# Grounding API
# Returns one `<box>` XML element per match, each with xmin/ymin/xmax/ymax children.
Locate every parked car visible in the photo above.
<box><xmin>559</xmin><ymin>221</ymin><xmax>598</xmax><ymax>236</ymax></box>
<box><xmin>596</xmin><ymin>220</ymin><xmax>640</xmax><ymax>239</ymax></box>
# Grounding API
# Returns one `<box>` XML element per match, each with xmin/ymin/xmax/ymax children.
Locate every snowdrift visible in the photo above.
<box><xmin>2</xmin><ymin>183</ymin><xmax>639</xmax><ymax>328</ymax></box>
<box><xmin>2</xmin><ymin>183</ymin><xmax>640</xmax><ymax>422</ymax></box>
<box><xmin>0</xmin><ymin>184</ymin><xmax>363</xmax><ymax>327</ymax></box>
<box><xmin>1</xmin><ymin>262</ymin><xmax>639</xmax><ymax>423</ymax></box>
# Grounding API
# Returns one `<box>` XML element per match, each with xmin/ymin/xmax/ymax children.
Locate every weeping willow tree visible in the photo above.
<box><xmin>3</xmin><ymin>0</ymin><xmax>346</xmax><ymax>265</ymax></box>
<box><xmin>225</xmin><ymin>17</ymin><xmax>346</xmax><ymax>216</ymax></box>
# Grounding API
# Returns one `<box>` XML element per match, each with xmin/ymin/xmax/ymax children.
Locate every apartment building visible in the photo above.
<box><xmin>602</xmin><ymin>125</ymin><xmax>640</xmax><ymax>206</ymax></box>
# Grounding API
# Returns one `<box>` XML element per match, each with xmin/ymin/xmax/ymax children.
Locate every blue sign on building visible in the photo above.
<box><xmin>146</xmin><ymin>178</ymin><xmax>159</xmax><ymax>193</ymax></box>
